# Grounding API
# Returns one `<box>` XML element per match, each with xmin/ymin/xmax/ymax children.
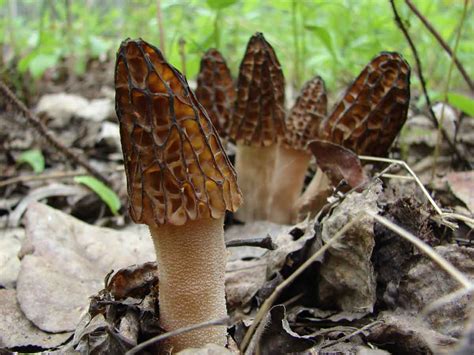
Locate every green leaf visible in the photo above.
<box><xmin>206</xmin><ymin>0</ymin><xmax>238</xmax><ymax>10</ymax></box>
<box><xmin>28</xmin><ymin>53</ymin><xmax>60</xmax><ymax>79</ymax></box>
<box><xmin>304</xmin><ymin>24</ymin><xmax>339</xmax><ymax>62</ymax></box>
<box><xmin>17</xmin><ymin>149</ymin><xmax>45</xmax><ymax>173</ymax></box>
<box><xmin>89</xmin><ymin>35</ymin><xmax>112</xmax><ymax>57</ymax></box>
<box><xmin>74</xmin><ymin>176</ymin><xmax>121</xmax><ymax>215</ymax></box>
<box><xmin>447</xmin><ymin>93</ymin><xmax>474</xmax><ymax>117</ymax></box>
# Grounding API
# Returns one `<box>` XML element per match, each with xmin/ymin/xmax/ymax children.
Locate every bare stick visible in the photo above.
<box><xmin>0</xmin><ymin>80</ymin><xmax>111</xmax><ymax>185</ymax></box>
<box><xmin>126</xmin><ymin>317</ymin><xmax>229</xmax><ymax>355</ymax></box>
<box><xmin>321</xmin><ymin>320</ymin><xmax>383</xmax><ymax>349</ymax></box>
<box><xmin>226</xmin><ymin>236</ymin><xmax>277</xmax><ymax>250</ymax></box>
<box><xmin>240</xmin><ymin>213</ymin><xmax>364</xmax><ymax>352</ymax></box>
<box><xmin>388</xmin><ymin>0</ymin><xmax>471</xmax><ymax>168</ymax></box>
<box><xmin>370</xmin><ymin>212</ymin><xmax>473</xmax><ymax>289</ymax></box>
<box><xmin>361</xmin><ymin>155</ymin><xmax>474</xmax><ymax>226</ymax></box>
<box><xmin>432</xmin><ymin>0</ymin><xmax>469</xmax><ymax>178</ymax></box>
<box><xmin>405</xmin><ymin>0</ymin><xmax>473</xmax><ymax>91</ymax></box>
<box><xmin>178</xmin><ymin>37</ymin><xmax>187</xmax><ymax>76</ymax></box>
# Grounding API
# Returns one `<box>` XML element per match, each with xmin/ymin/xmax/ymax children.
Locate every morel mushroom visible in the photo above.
<box><xmin>268</xmin><ymin>76</ymin><xmax>327</xmax><ymax>224</ymax></box>
<box><xmin>195</xmin><ymin>48</ymin><xmax>236</xmax><ymax>139</ymax></box>
<box><xmin>115</xmin><ymin>39</ymin><xmax>242</xmax><ymax>351</ymax></box>
<box><xmin>296</xmin><ymin>52</ymin><xmax>410</xmax><ymax>217</ymax></box>
<box><xmin>228</xmin><ymin>32</ymin><xmax>286</xmax><ymax>222</ymax></box>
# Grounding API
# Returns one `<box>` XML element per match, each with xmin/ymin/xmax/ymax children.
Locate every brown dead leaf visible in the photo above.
<box><xmin>0</xmin><ymin>289</ymin><xmax>71</xmax><ymax>349</ymax></box>
<box><xmin>396</xmin><ymin>245</ymin><xmax>474</xmax><ymax>337</ymax></box>
<box><xmin>446</xmin><ymin>171</ymin><xmax>474</xmax><ymax>213</ymax></box>
<box><xmin>16</xmin><ymin>203</ymin><xmax>154</xmax><ymax>333</ymax></box>
<box><xmin>318</xmin><ymin>183</ymin><xmax>381</xmax><ymax>313</ymax></box>
<box><xmin>308</xmin><ymin>139</ymin><xmax>369</xmax><ymax>192</ymax></box>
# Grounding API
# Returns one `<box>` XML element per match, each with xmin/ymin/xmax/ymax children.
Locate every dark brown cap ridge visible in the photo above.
<box><xmin>319</xmin><ymin>51</ymin><xmax>411</xmax><ymax>156</ymax></box>
<box><xmin>195</xmin><ymin>49</ymin><xmax>236</xmax><ymax>139</ymax></box>
<box><xmin>115</xmin><ymin>38</ymin><xmax>242</xmax><ymax>226</ymax></box>
<box><xmin>284</xmin><ymin>76</ymin><xmax>327</xmax><ymax>151</ymax></box>
<box><xmin>228</xmin><ymin>32</ymin><xmax>286</xmax><ymax>147</ymax></box>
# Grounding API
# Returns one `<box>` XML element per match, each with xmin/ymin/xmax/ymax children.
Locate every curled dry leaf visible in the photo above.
<box><xmin>248</xmin><ymin>305</ymin><xmax>316</xmax><ymax>355</ymax></box>
<box><xmin>115</xmin><ymin>38</ymin><xmax>242</xmax><ymax>226</ymax></box>
<box><xmin>0</xmin><ymin>289</ymin><xmax>72</xmax><ymax>349</ymax></box>
<box><xmin>396</xmin><ymin>245</ymin><xmax>474</xmax><ymax>337</ymax></box>
<box><xmin>16</xmin><ymin>202</ymin><xmax>153</xmax><ymax>333</ymax></box>
<box><xmin>106</xmin><ymin>261</ymin><xmax>158</xmax><ymax>300</ymax></box>
<box><xmin>228</xmin><ymin>32</ymin><xmax>285</xmax><ymax>147</ymax></box>
<box><xmin>318</xmin><ymin>183</ymin><xmax>381</xmax><ymax>313</ymax></box>
<box><xmin>308</xmin><ymin>139</ymin><xmax>369</xmax><ymax>192</ymax></box>
<box><xmin>195</xmin><ymin>48</ymin><xmax>236</xmax><ymax>138</ymax></box>
<box><xmin>319</xmin><ymin>52</ymin><xmax>410</xmax><ymax>156</ymax></box>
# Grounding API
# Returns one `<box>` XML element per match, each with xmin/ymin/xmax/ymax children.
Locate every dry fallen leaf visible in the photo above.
<box><xmin>308</xmin><ymin>139</ymin><xmax>369</xmax><ymax>191</ymax></box>
<box><xmin>16</xmin><ymin>202</ymin><xmax>154</xmax><ymax>332</ymax></box>
<box><xmin>0</xmin><ymin>289</ymin><xmax>71</xmax><ymax>349</ymax></box>
<box><xmin>445</xmin><ymin>171</ymin><xmax>474</xmax><ymax>213</ymax></box>
<box><xmin>318</xmin><ymin>183</ymin><xmax>381</xmax><ymax>313</ymax></box>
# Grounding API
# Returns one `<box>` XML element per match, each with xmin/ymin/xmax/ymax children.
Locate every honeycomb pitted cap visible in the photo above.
<box><xmin>228</xmin><ymin>32</ymin><xmax>286</xmax><ymax>147</ymax></box>
<box><xmin>115</xmin><ymin>38</ymin><xmax>242</xmax><ymax>226</ymax></box>
<box><xmin>284</xmin><ymin>76</ymin><xmax>327</xmax><ymax>151</ymax></box>
<box><xmin>195</xmin><ymin>49</ymin><xmax>236</xmax><ymax>139</ymax></box>
<box><xmin>319</xmin><ymin>52</ymin><xmax>411</xmax><ymax>156</ymax></box>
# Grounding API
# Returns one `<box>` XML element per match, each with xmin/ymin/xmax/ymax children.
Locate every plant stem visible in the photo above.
<box><xmin>156</xmin><ymin>0</ymin><xmax>166</xmax><ymax>55</ymax></box>
<box><xmin>291</xmin><ymin>0</ymin><xmax>301</xmax><ymax>89</ymax></box>
<box><xmin>405</xmin><ymin>0</ymin><xmax>473</xmax><ymax>91</ymax></box>
<box><xmin>214</xmin><ymin>9</ymin><xmax>221</xmax><ymax>48</ymax></box>
<box><xmin>388</xmin><ymin>0</ymin><xmax>471</xmax><ymax>169</ymax></box>
<box><xmin>432</xmin><ymin>0</ymin><xmax>469</xmax><ymax>178</ymax></box>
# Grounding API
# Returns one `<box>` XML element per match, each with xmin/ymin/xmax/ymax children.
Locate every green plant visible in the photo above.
<box><xmin>74</xmin><ymin>175</ymin><xmax>120</xmax><ymax>215</ymax></box>
<box><xmin>17</xmin><ymin>149</ymin><xmax>45</xmax><ymax>173</ymax></box>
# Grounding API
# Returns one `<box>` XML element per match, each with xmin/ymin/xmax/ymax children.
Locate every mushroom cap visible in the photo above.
<box><xmin>228</xmin><ymin>32</ymin><xmax>286</xmax><ymax>147</ymax></box>
<box><xmin>284</xmin><ymin>76</ymin><xmax>327</xmax><ymax>151</ymax></box>
<box><xmin>195</xmin><ymin>48</ymin><xmax>236</xmax><ymax>139</ymax></box>
<box><xmin>319</xmin><ymin>52</ymin><xmax>410</xmax><ymax>156</ymax></box>
<box><xmin>115</xmin><ymin>38</ymin><xmax>242</xmax><ymax>226</ymax></box>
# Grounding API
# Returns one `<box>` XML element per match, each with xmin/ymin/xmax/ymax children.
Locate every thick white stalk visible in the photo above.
<box><xmin>268</xmin><ymin>145</ymin><xmax>311</xmax><ymax>224</ymax></box>
<box><xmin>234</xmin><ymin>145</ymin><xmax>277</xmax><ymax>222</ymax></box>
<box><xmin>149</xmin><ymin>217</ymin><xmax>227</xmax><ymax>352</ymax></box>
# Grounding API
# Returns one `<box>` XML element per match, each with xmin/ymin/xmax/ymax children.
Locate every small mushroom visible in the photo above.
<box><xmin>268</xmin><ymin>76</ymin><xmax>327</xmax><ymax>224</ymax></box>
<box><xmin>228</xmin><ymin>32</ymin><xmax>286</xmax><ymax>222</ymax></box>
<box><xmin>115</xmin><ymin>39</ymin><xmax>242</xmax><ymax>351</ymax></box>
<box><xmin>296</xmin><ymin>52</ymin><xmax>411</xmax><ymax>218</ymax></box>
<box><xmin>195</xmin><ymin>48</ymin><xmax>236</xmax><ymax>140</ymax></box>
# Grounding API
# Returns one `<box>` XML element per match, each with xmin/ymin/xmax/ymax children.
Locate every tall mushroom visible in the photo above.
<box><xmin>296</xmin><ymin>52</ymin><xmax>411</xmax><ymax>217</ymax></box>
<box><xmin>115</xmin><ymin>39</ymin><xmax>242</xmax><ymax>351</ymax></box>
<box><xmin>228</xmin><ymin>32</ymin><xmax>286</xmax><ymax>222</ymax></box>
<box><xmin>268</xmin><ymin>76</ymin><xmax>327</xmax><ymax>224</ymax></box>
<box><xmin>195</xmin><ymin>48</ymin><xmax>236</xmax><ymax>140</ymax></box>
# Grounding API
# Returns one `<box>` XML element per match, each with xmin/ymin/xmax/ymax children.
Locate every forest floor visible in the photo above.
<box><xmin>0</xmin><ymin>60</ymin><xmax>473</xmax><ymax>354</ymax></box>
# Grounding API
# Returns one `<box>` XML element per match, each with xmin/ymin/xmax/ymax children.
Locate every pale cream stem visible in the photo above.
<box><xmin>234</xmin><ymin>145</ymin><xmax>277</xmax><ymax>222</ymax></box>
<box><xmin>268</xmin><ymin>145</ymin><xmax>311</xmax><ymax>224</ymax></box>
<box><xmin>149</xmin><ymin>216</ymin><xmax>227</xmax><ymax>352</ymax></box>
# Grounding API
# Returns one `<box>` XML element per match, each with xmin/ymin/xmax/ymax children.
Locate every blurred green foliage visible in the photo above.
<box><xmin>0</xmin><ymin>0</ymin><xmax>472</xmax><ymax>99</ymax></box>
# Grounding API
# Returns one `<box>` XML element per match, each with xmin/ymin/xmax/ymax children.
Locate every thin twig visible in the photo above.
<box><xmin>321</xmin><ymin>320</ymin><xmax>383</xmax><ymax>349</ymax></box>
<box><xmin>226</xmin><ymin>236</ymin><xmax>277</xmax><ymax>250</ymax></box>
<box><xmin>405</xmin><ymin>0</ymin><xmax>473</xmax><ymax>91</ymax></box>
<box><xmin>240</xmin><ymin>213</ymin><xmax>364</xmax><ymax>352</ymax></box>
<box><xmin>126</xmin><ymin>317</ymin><xmax>229</xmax><ymax>355</ymax></box>
<box><xmin>178</xmin><ymin>37</ymin><xmax>187</xmax><ymax>76</ymax></box>
<box><xmin>361</xmin><ymin>155</ymin><xmax>474</xmax><ymax>226</ymax></box>
<box><xmin>370</xmin><ymin>212</ymin><xmax>473</xmax><ymax>289</ymax></box>
<box><xmin>388</xmin><ymin>0</ymin><xmax>471</xmax><ymax>169</ymax></box>
<box><xmin>0</xmin><ymin>80</ymin><xmax>111</xmax><ymax>185</ymax></box>
<box><xmin>432</xmin><ymin>0</ymin><xmax>469</xmax><ymax>178</ymax></box>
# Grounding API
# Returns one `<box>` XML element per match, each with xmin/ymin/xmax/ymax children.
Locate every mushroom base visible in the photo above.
<box><xmin>149</xmin><ymin>217</ymin><xmax>227</xmax><ymax>352</ymax></box>
<box><xmin>294</xmin><ymin>167</ymin><xmax>332</xmax><ymax>220</ymax></box>
<box><xmin>268</xmin><ymin>146</ymin><xmax>311</xmax><ymax>224</ymax></box>
<box><xmin>234</xmin><ymin>144</ymin><xmax>276</xmax><ymax>222</ymax></box>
